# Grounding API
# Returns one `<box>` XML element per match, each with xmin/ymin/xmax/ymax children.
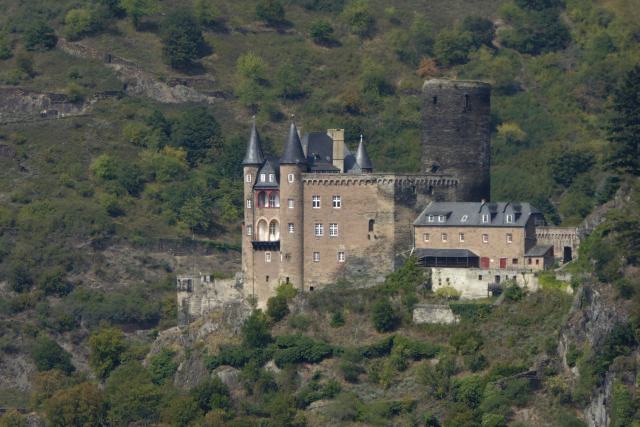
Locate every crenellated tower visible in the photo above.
<box><xmin>242</xmin><ymin>118</ymin><xmax>264</xmax><ymax>296</ymax></box>
<box><xmin>278</xmin><ymin>122</ymin><xmax>306</xmax><ymax>290</ymax></box>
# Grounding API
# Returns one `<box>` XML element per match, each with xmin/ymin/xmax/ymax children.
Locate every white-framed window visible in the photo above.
<box><xmin>329</xmin><ymin>223</ymin><xmax>338</xmax><ymax>237</ymax></box>
<box><xmin>246</xmin><ymin>199</ymin><xmax>252</xmax><ymax>209</ymax></box>
<box><xmin>442</xmin><ymin>233</ymin><xmax>448</xmax><ymax>242</ymax></box>
<box><xmin>265</xmin><ymin>252</ymin><xmax>271</xmax><ymax>263</ymax></box>
<box><xmin>337</xmin><ymin>251</ymin><xmax>345</xmax><ymax>263</ymax></box>
<box><xmin>313</xmin><ymin>252</ymin><xmax>320</xmax><ymax>262</ymax></box>
<box><xmin>268</xmin><ymin>193</ymin><xmax>279</xmax><ymax>208</ymax></box>
<box><xmin>482</xmin><ymin>234</ymin><xmax>489</xmax><ymax>243</ymax></box>
<box><xmin>438</xmin><ymin>215</ymin><xmax>445</xmax><ymax>222</ymax></box>
<box><xmin>268</xmin><ymin>173</ymin><xmax>274</xmax><ymax>182</ymax></box>
<box><xmin>461</xmin><ymin>215</ymin><xmax>468</xmax><ymax>222</ymax></box>
<box><xmin>423</xmin><ymin>233</ymin><xmax>430</xmax><ymax>242</ymax></box>
<box><xmin>332</xmin><ymin>196</ymin><xmax>341</xmax><ymax>208</ymax></box>
<box><xmin>312</xmin><ymin>195</ymin><xmax>321</xmax><ymax>208</ymax></box>
<box><xmin>427</xmin><ymin>215</ymin><xmax>434</xmax><ymax>223</ymax></box>
<box><xmin>506</xmin><ymin>214</ymin><xmax>513</xmax><ymax>224</ymax></box>
<box><xmin>459</xmin><ymin>233</ymin><xmax>465</xmax><ymax>242</ymax></box>
<box><xmin>506</xmin><ymin>233</ymin><xmax>513</xmax><ymax>243</ymax></box>
<box><xmin>314</xmin><ymin>223</ymin><xmax>324</xmax><ymax>237</ymax></box>
<box><xmin>288</xmin><ymin>173</ymin><xmax>294</xmax><ymax>183</ymax></box>
<box><xmin>260</xmin><ymin>173</ymin><xmax>266</xmax><ymax>182</ymax></box>
<box><xmin>288</xmin><ymin>199</ymin><xmax>294</xmax><ymax>209</ymax></box>
<box><xmin>482</xmin><ymin>214</ymin><xmax>489</xmax><ymax>223</ymax></box>
<box><xmin>288</xmin><ymin>223</ymin><xmax>294</xmax><ymax>233</ymax></box>
<box><xmin>247</xmin><ymin>225</ymin><xmax>252</xmax><ymax>236</ymax></box>
<box><xmin>245</xmin><ymin>174</ymin><xmax>252</xmax><ymax>183</ymax></box>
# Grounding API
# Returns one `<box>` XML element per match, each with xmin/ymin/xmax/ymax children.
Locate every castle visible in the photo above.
<box><xmin>241</xmin><ymin>79</ymin><xmax>492</xmax><ymax>303</ymax></box>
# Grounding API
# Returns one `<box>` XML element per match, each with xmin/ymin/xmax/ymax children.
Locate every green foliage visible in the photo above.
<box><xmin>450</xmin><ymin>303</ymin><xmax>493</xmax><ymax>321</ymax></box>
<box><xmin>267</xmin><ymin>295</ymin><xmax>290</xmax><ymax>321</ymax></box>
<box><xmin>434</xmin><ymin>29</ymin><xmax>474</xmax><ymax>66</ymax></box>
<box><xmin>276</xmin><ymin>282</ymin><xmax>298</xmax><ymax>299</ymax></box>
<box><xmin>0</xmin><ymin>409</ymin><xmax>26</xmax><ymax>427</ymax></box>
<box><xmin>499</xmin><ymin>4</ymin><xmax>570</xmax><ymax>54</ymax></box>
<box><xmin>148</xmin><ymin>349</ymin><xmax>178</xmax><ymax>385</ymax></box>
<box><xmin>23</xmin><ymin>20</ymin><xmax>57</xmax><ymax>51</ymax></box>
<box><xmin>194</xmin><ymin>0</ymin><xmax>221</xmax><ymax>28</ymax></box>
<box><xmin>288</xmin><ymin>313</ymin><xmax>312</xmax><ymax>331</ymax></box>
<box><xmin>0</xmin><ymin>33</ymin><xmax>12</xmax><ymax>60</ymax></box>
<box><xmin>44</xmin><ymin>382</ymin><xmax>105</xmax><ymax>427</ymax></box>
<box><xmin>310</xmin><ymin>20</ymin><xmax>335</xmax><ymax>45</ymax></box>
<box><xmin>451</xmin><ymin>375</ymin><xmax>485</xmax><ymax>409</ymax></box>
<box><xmin>121</xmin><ymin>0</ymin><xmax>158</xmax><ymax>29</ymax></box>
<box><xmin>37</xmin><ymin>268</ymin><xmax>72</xmax><ymax>297</ymax></box>
<box><xmin>64</xmin><ymin>8</ymin><xmax>100</xmax><ymax>41</ymax></box>
<box><xmin>272</xmin><ymin>334</ymin><xmax>333</xmax><ymax>367</ymax></box>
<box><xmin>549</xmin><ymin>150</ymin><xmax>595</xmax><ymax>187</ymax></box>
<box><xmin>170</xmin><ymin>106</ymin><xmax>222</xmax><ymax>166</ymax></box>
<box><xmin>8</xmin><ymin>263</ymin><xmax>33</xmax><ymax>293</ymax></box>
<box><xmin>504</xmin><ymin>282</ymin><xmax>526</xmax><ymax>301</ymax></box>
<box><xmin>105</xmin><ymin>362</ymin><xmax>163</xmax><ymax>425</ymax></box>
<box><xmin>242</xmin><ymin>310</ymin><xmax>272</xmax><ymax>348</ymax></box>
<box><xmin>435</xmin><ymin>286</ymin><xmax>462</xmax><ymax>300</ymax></box>
<box><xmin>359</xmin><ymin>335</ymin><xmax>395</xmax><ymax>358</ymax></box>
<box><xmin>256</xmin><ymin>0</ymin><xmax>286</xmax><ymax>26</ymax></box>
<box><xmin>390</xmin><ymin>15</ymin><xmax>433</xmax><ymax>66</ymax></box>
<box><xmin>330</xmin><ymin>310</ymin><xmax>345</xmax><ymax>327</ymax></box>
<box><xmin>275</xmin><ymin>61</ymin><xmax>306</xmax><ymax>99</ymax></box>
<box><xmin>462</xmin><ymin>16</ymin><xmax>496</xmax><ymax>48</ymax></box>
<box><xmin>162</xmin><ymin>395</ymin><xmax>201</xmax><ymax>427</ymax></box>
<box><xmin>371</xmin><ymin>298</ymin><xmax>399</xmax><ymax>332</ymax></box>
<box><xmin>31</xmin><ymin>336</ymin><xmax>75</xmax><ymax>374</ymax></box>
<box><xmin>88</xmin><ymin>325</ymin><xmax>127</xmax><ymax>380</ymax></box>
<box><xmin>610</xmin><ymin>381</ymin><xmax>636</xmax><ymax>427</ymax></box>
<box><xmin>592</xmin><ymin>322</ymin><xmax>637</xmax><ymax>380</ymax></box>
<box><xmin>341</xmin><ymin>0</ymin><xmax>375</xmax><ymax>38</ymax></box>
<box><xmin>607</xmin><ymin>65</ymin><xmax>640</xmax><ymax>175</ymax></box>
<box><xmin>417</xmin><ymin>354</ymin><xmax>457</xmax><ymax>399</ymax></box>
<box><xmin>161</xmin><ymin>10</ymin><xmax>206</xmax><ymax>70</ymax></box>
<box><xmin>450</xmin><ymin>328</ymin><xmax>483</xmax><ymax>355</ymax></box>
<box><xmin>191</xmin><ymin>377</ymin><xmax>231</xmax><ymax>412</ymax></box>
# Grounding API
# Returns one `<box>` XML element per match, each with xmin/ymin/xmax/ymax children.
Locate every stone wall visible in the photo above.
<box><xmin>0</xmin><ymin>88</ymin><xmax>89</xmax><ymax>123</ymax></box>
<box><xmin>177</xmin><ymin>273</ymin><xmax>245</xmax><ymax>325</ymax></box>
<box><xmin>413</xmin><ymin>304</ymin><xmax>460</xmax><ymax>324</ymax></box>
<box><xmin>536</xmin><ymin>226</ymin><xmax>580</xmax><ymax>262</ymax></box>
<box><xmin>431</xmin><ymin>267</ymin><xmax>540</xmax><ymax>299</ymax></box>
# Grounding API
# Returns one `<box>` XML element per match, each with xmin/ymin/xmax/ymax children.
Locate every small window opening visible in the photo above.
<box><xmin>310</xmin><ymin>286</ymin><xmax>314</xmax><ymax>291</ymax></box>
<box><xmin>266</xmin><ymin>275</ymin><xmax>269</xmax><ymax>282</ymax></box>
<box><xmin>432</xmin><ymin>96</ymin><xmax>438</xmax><ymax>105</ymax></box>
<box><xmin>368</xmin><ymin>219</ymin><xmax>375</xmax><ymax>232</ymax></box>
<box><xmin>286</xmin><ymin>277</ymin><xmax>290</xmax><ymax>284</ymax></box>
<box><xmin>464</xmin><ymin>94</ymin><xmax>470</xmax><ymax>110</ymax></box>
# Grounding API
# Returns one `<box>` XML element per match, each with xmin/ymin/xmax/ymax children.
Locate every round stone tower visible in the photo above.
<box><xmin>422</xmin><ymin>79</ymin><xmax>491</xmax><ymax>202</ymax></box>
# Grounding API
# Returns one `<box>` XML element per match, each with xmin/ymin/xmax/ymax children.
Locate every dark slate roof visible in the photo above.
<box><xmin>415</xmin><ymin>248</ymin><xmax>479</xmax><ymax>258</ymax></box>
<box><xmin>281</xmin><ymin>122</ymin><xmax>307</xmax><ymax>165</ymax></box>
<box><xmin>414</xmin><ymin>202</ymin><xmax>542</xmax><ymax>227</ymax></box>
<box><xmin>355</xmin><ymin>136</ymin><xmax>373</xmax><ymax>170</ymax></box>
<box><xmin>301</xmin><ymin>132</ymin><xmax>333</xmax><ymax>164</ymax></box>
<box><xmin>254</xmin><ymin>157</ymin><xmax>280</xmax><ymax>188</ymax></box>
<box><xmin>242</xmin><ymin>120</ymin><xmax>265</xmax><ymax>165</ymax></box>
<box><xmin>525</xmin><ymin>244</ymin><xmax>554</xmax><ymax>257</ymax></box>
<box><xmin>310</xmin><ymin>162</ymin><xmax>340</xmax><ymax>172</ymax></box>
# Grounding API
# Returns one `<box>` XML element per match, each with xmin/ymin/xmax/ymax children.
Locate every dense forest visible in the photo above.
<box><xmin>0</xmin><ymin>0</ymin><xmax>639</xmax><ymax>425</ymax></box>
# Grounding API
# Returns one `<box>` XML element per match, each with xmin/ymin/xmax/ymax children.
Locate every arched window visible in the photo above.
<box><xmin>257</xmin><ymin>192</ymin><xmax>266</xmax><ymax>208</ymax></box>
<box><xmin>268</xmin><ymin>220</ymin><xmax>280</xmax><ymax>241</ymax></box>
<box><xmin>257</xmin><ymin>219</ymin><xmax>268</xmax><ymax>241</ymax></box>
<box><xmin>368</xmin><ymin>219</ymin><xmax>375</xmax><ymax>232</ymax></box>
<box><xmin>268</xmin><ymin>192</ymin><xmax>280</xmax><ymax>208</ymax></box>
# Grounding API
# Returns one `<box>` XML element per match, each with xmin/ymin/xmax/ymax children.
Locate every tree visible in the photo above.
<box><xmin>105</xmin><ymin>362</ymin><xmax>163</xmax><ymax>425</ymax></box>
<box><xmin>549</xmin><ymin>151</ymin><xmax>594</xmax><ymax>187</ymax></box>
<box><xmin>462</xmin><ymin>16</ymin><xmax>495</xmax><ymax>48</ymax></box>
<box><xmin>190</xmin><ymin>377</ymin><xmax>231</xmax><ymax>412</ymax></box>
<box><xmin>256</xmin><ymin>0</ymin><xmax>286</xmax><ymax>26</ymax></box>
<box><xmin>433</xmin><ymin>29</ymin><xmax>474</xmax><ymax>66</ymax></box>
<box><xmin>274</xmin><ymin>62</ymin><xmax>305</xmax><ymax>99</ymax></box>
<box><xmin>607</xmin><ymin>65</ymin><xmax>640</xmax><ymax>175</ymax></box>
<box><xmin>242</xmin><ymin>310</ymin><xmax>272</xmax><ymax>348</ymax></box>
<box><xmin>0</xmin><ymin>33</ymin><xmax>13</xmax><ymax>60</ymax></box>
<box><xmin>88</xmin><ymin>326</ymin><xmax>127</xmax><ymax>379</ymax></box>
<box><xmin>23</xmin><ymin>20</ymin><xmax>57</xmax><ymax>51</ymax></box>
<box><xmin>64</xmin><ymin>8</ymin><xmax>96</xmax><ymax>40</ymax></box>
<box><xmin>121</xmin><ymin>0</ymin><xmax>158</xmax><ymax>29</ymax></box>
<box><xmin>371</xmin><ymin>298</ymin><xmax>398</xmax><ymax>332</ymax></box>
<box><xmin>31</xmin><ymin>336</ymin><xmax>75</xmax><ymax>374</ymax></box>
<box><xmin>8</xmin><ymin>263</ymin><xmax>33</xmax><ymax>293</ymax></box>
<box><xmin>195</xmin><ymin>0</ymin><xmax>221</xmax><ymax>28</ymax></box>
<box><xmin>45</xmin><ymin>383</ymin><xmax>106</xmax><ymax>427</ymax></box>
<box><xmin>161</xmin><ymin>10</ymin><xmax>206</xmax><ymax>70</ymax></box>
<box><xmin>171</xmin><ymin>107</ymin><xmax>222</xmax><ymax>166</ymax></box>
<box><xmin>310</xmin><ymin>20</ymin><xmax>334</xmax><ymax>45</ymax></box>
<box><xmin>266</xmin><ymin>295</ymin><xmax>289</xmax><ymax>321</ymax></box>
<box><xmin>148</xmin><ymin>349</ymin><xmax>178</xmax><ymax>385</ymax></box>
<box><xmin>341</xmin><ymin>0</ymin><xmax>375</xmax><ymax>38</ymax></box>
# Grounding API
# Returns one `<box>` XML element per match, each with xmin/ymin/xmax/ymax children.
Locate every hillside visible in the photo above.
<box><xmin>1</xmin><ymin>0</ymin><xmax>640</xmax><ymax>425</ymax></box>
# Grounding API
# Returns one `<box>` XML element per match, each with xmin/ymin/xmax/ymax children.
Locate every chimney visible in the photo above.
<box><xmin>328</xmin><ymin>128</ymin><xmax>345</xmax><ymax>172</ymax></box>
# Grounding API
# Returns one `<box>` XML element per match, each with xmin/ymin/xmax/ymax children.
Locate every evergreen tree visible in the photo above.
<box><xmin>608</xmin><ymin>65</ymin><xmax>640</xmax><ymax>175</ymax></box>
<box><xmin>161</xmin><ymin>10</ymin><xmax>206</xmax><ymax>70</ymax></box>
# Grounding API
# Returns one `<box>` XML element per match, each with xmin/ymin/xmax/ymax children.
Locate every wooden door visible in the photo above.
<box><xmin>480</xmin><ymin>257</ymin><xmax>490</xmax><ymax>268</ymax></box>
<box><xmin>499</xmin><ymin>258</ymin><xmax>507</xmax><ymax>269</ymax></box>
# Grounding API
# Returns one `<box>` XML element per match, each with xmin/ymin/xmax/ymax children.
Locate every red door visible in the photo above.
<box><xmin>480</xmin><ymin>257</ymin><xmax>490</xmax><ymax>268</ymax></box>
<box><xmin>499</xmin><ymin>258</ymin><xmax>507</xmax><ymax>269</ymax></box>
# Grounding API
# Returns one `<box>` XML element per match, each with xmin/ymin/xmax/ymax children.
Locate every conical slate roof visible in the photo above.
<box><xmin>242</xmin><ymin>119</ymin><xmax>265</xmax><ymax>165</ymax></box>
<box><xmin>355</xmin><ymin>135</ymin><xmax>373</xmax><ymax>171</ymax></box>
<box><xmin>280</xmin><ymin>121</ymin><xmax>307</xmax><ymax>165</ymax></box>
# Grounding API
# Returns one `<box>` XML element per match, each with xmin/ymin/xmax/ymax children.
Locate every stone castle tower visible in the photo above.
<box><xmin>422</xmin><ymin>79</ymin><xmax>491</xmax><ymax>202</ymax></box>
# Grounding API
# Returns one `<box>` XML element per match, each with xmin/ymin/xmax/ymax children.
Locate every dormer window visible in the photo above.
<box><xmin>260</xmin><ymin>173</ymin><xmax>266</xmax><ymax>182</ymax></box>
<box><xmin>461</xmin><ymin>215</ymin><xmax>468</xmax><ymax>222</ymax></box>
<box><xmin>482</xmin><ymin>214</ymin><xmax>489</xmax><ymax>223</ymax></box>
<box><xmin>506</xmin><ymin>214</ymin><xmax>513</xmax><ymax>224</ymax></box>
<box><xmin>428</xmin><ymin>215</ymin><xmax>434</xmax><ymax>223</ymax></box>
<box><xmin>268</xmin><ymin>173</ymin><xmax>275</xmax><ymax>182</ymax></box>
<box><xmin>438</xmin><ymin>215</ymin><xmax>445</xmax><ymax>223</ymax></box>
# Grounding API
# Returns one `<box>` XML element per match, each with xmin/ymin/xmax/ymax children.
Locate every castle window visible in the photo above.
<box><xmin>461</xmin><ymin>215</ymin><xmax>468</xmax><ymax>222</ymax></box>
<box><xmin>268</xmin><ymin>220</ymin><xmax>280</xmax><ymax>241</ymax></box>
<box><xmin>423</xmin><ymin>233</ymin><xmax>430</xmax><ymax>242</ymax></box>
<box><xmin>257</xmin><ymin>191</ymin><xmax>266</xmax><ymax>208</ymax></box>
<box><xmin>506</xmin><ymin>214</ymin><xmax>513</xmax><ymax>224</ymax></box>
<box><xmin>288</xmin><ymin>173</ymin><xmax>295</xmax><ymax>183</ymax></box>
<box><xmin>368</xmin><ymin>219</ymin><xmax>375</xmax><ymax>232</ymax></box>
<box><xmin>512</xmin><ymin>258</ymin><xmax>518</xmax><ymax>264</ymax></box>
<box><xmin>329</xmin><ymin>223</ymin><xmax>338</xmax><ymax>237</ymax></box>
<box><xmin>464</xmin><ymin>94</ymin><xmax>470</xmax><ymax>110</ymax></box>
<box><xmin>535</xmin><ymin>259</ymin><xmax>540</xmax><ymax>265</ymax></box>
<box><xmin>246</xmin><ymin>225</ymin><xmax>252</xmax><ymax>236</ymax></box>
<box><xmin>257</xmin><ymin>220</ymin><xmax>268</xmax><ymax>241</ymax></box>
<box><xmin>246</xmin><ymin>199</ymin><xmax>252</xmax><ymax>209</ymax></box>
<box><xmin>313</xmin><ymin>252</ymin><xmax>320</xmax><ymax>262</ymax></box>
<box><xmin>288</xmin><ymin>199</ymin><xmax>294</xmax><ymax>209</ymax></box>
<box><xmin>442</xmin><ymin>233</ymin><xmax>448</xmax><ymax>242</ymax></box>
<box><xmin>260</xmin><ymin>173</ymin><xmax>266</xmax><ymax>182</ymax></box>
<box><xmin>482</xmin><ymin>234</ymin><xmax>489</xmax><ymax>243</ymax></box>
<box><xmin>337</xmin><ymin>251</ymin><xmax>345</xmax><ymax>263</ymax></box>
<box><xmin>245</xmin><ymin>174</ymin><xmax>252</xmax><ymax>183</ymax></box>
<box><xmin>433</xmin><ymin>96</ymin><xmax>437</xmax><ymax>105</ymax></box>
<box><xmin>266</xmin><ymin>275</ymin><xmax>269</xmax><ymax>282</ymax></box>
<box><xmin>459</xmin><ymin>233</ymin><xmax>465</xmax><ymax>242</ymax></box>
<box><xmin>268</xmin><ymin>193</ymin><xmax>280</xmax><ymax>208</ymax></box>
<box><xmin>312</xmin><ymin>195</ymin><xmax>321</xmax><ymax>209</ymax></box>
<box><xmin>482</xmin><ymin>214</ymin><xmax>489</xmax><ymax>223</ymax></box>
<box><xmin>332</xmin><ymin>196</ymin><xmax>341</xmax><ymax>208</ymax></box>
<box><xmin>506</xmin><ymin>233</ymin><xmax>513</xmax><ymax>244</ymax></box>
<box><xmin>268</xmin><ymin>173</ymin><xmax>275</xmax><ymax>182</ymax></box>
<box><xmin>265</xmin><ymin>252</ymin><xmax>271</xmax><ymax>263</ymax></box>
<box><xmin>478</xmin><ymin>275</ymin><xmax>483</xmax><ymax>280</ymax></box>
<box><xmin>427</xmin><ymin>215</ymin><xmax>434</xmax><ymax>223</ymax></box>
<box><xmin>314</xmin><ymin>223</ymin><xmax>324</xmax><ymax>237</ymax></box>
<box><xmin>438</xmin><ymin>215</ymin><xmax>446</xmax><ymax>222</ymax></box>
<box><xmin>288</xmin><ymin>223</ymin><xmax>294</xmax><ymax>233</ymax></box>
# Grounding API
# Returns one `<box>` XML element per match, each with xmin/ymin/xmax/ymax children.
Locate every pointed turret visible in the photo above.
<box><xmin>281</xmin><ymin>121</ymin><xmax>307</xmax><ymax>165</ymax></box>
<box><xmin>355</xmin><ymin>134</ymin><xmax>373</xmax><ymax>172</ymax></box>
<box><xmin>243</xmin><ymin>117</ymin><xmax>265</xmax><ymax>165</ymax></box>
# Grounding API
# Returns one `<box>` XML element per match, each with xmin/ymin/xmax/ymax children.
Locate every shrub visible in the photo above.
<box><xmin>256</xmin><ymin>0</ymin><xmax>286</xmax><ymax>26</ymax></box>
<box><xmin>45</xmin><ymin>382</ymin><xmax>105</xmax><ymax>426</ymax></box>
<box><xmin>435</xmin><ymin>286</ymin><xmax>461</xmax><ymax>300</ymax></box>
<box><xmin>504</xmin><ymin>282</ymin><xmax>525</xmax><ymax>301</ymax></box>
<box><xmin>194</xmin><ymin>0</ymin><xmax>220</xmax><ymax>28</ymax></box>
<box><xmin>64</xmin><ymin>8</ymin><xmax>97</xmax><ymax>40</ymax></box>
<box><xmin>0</xmin><ymin>33</ymin><xmax>13</xmax><ymax>60</ymax></box>
<box><xmin>148</xmin><ymin>349</ymin><xmax>178</xmax><ymax>385</ymax></box>
<box><xmin>88</xmin><ymin>326</ymin><xmax>127</xmax><ymax>379</ymax></box>
<box><xmin>161</xmin><ymin>10</ymin><xmax>206</xmax><ymax>70</ymax></box>
<box><xmin>310</xmin><ymin>20</ymin><xmax>334</xmax><ymax>44</ymax></box>
<box><xmin>371</xmin><ymin>298</ymin><xmax>399</xmax><ymax>332</ymax></box>
<box><xmin>360</xmin><ymin>336</ymin><xmax>395</xmax><ymax>358</ymax></box>
<box><xmin>31</xmin><ymin>336</ymin><xmax>75</xmax><ymax>374</ymax></box>
<box><xmin>267</xmin><ymin>295</ymin><xmax>289</xmax><ymax>321</ymax></box>
<box><xmin>273</xmin><ymin>334</ymin><xmax>333</xmax><ymax>367</ymax></box>
<box><xmin>162</xmin><ymin>395</ymin><xmax>201</xmax><ymax>427</ymax></box>
<box><xmin>8</xmin><ymin>263</ymin><xmax>33</xmax><ymax>293</ymax></box>
<box><xmin>37</xmin><ymin>268</ymin><xmax>73</xmax><ymax>297</ymax></box>
<box><xmin>340</xmin><ymin>360</ymin><xmax>365</xmax><ymax>383</ymax></box>
<box><xmin>288</xmin><ymin>314</ymin><xmax>312</xmax><ymax>331</ymax></box>
<box><xmin>23</xmin><ymin>20</ymin><xmax>57</xmax><ymax>51</ymax></box>
<box><xmin>434</xmin><ymin>29</ymin><xmax>474</xmax><ymax>66</ymax></box>
<box><xmin>450</xmin><ymin>329</ymin><xmax>483</xmax><ymax>355</ymax></box>
<box><xmin>449</xmin><ymin>303</ymin><xmax>492</xmax><ymax>321</ymax></box>
<box><xmin>191</xmin><ymin>377</ymin><xmax>231</xmax><ymax>412</ymax></box>
<box><xmin>121</xmin><ymin>0</ymin><xmax>158</xmax><ymax>29</ymax></box>
<box><xmin>330</xmin><ymin>311</ymin><xmax>345</xmax><ymax>327</ymax></box>
<box><xmin>451</xmin><ymin>375</ymin><xmax>485</xmax><ymax>409</ymax></box>
<box><xmin>550</xmin><ymin>151</ymin><xmax>595</xmax><ymax>187</ymax></box>
<box><xmin>242</xmin><ymin>310</ymin><xmax>272</xmax><ymax>348</ymax></box>
<box><xmin>462</xmin><ymin>16</ymin><xmax>495</xmax><ymax>48</ymax></box>
<box><xmin>105</xmin><ymin>362</ymin><xmax>163</xmax><ymax>425</ymax></box>
<box><xmin>341</xmin><ymin>0</ymin><xmax>375</xmax><ymax>38</ymax></box>
<box><xmin>276</xmin><ymin>282</ymin><xmax>298</xmax><ymax>299</ymax></box>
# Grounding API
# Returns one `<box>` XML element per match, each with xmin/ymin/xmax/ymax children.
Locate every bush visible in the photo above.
<box><xmin>64</xmin><ymin>8</ymin><xmax>97</xmax><ymax>40</ymax></box>
<box><xmin>273</xmin><ymin>334</ymin><xmax>333</xmax><ymax>367</ymax></box>
<box><xmin>242</xmin><ymin>310</ymin><xmax>272</xmax><ymax>348</ymax></box>
<box><xmin>434</xmin><ymin>29</ymin><xmax>474</xmax><ymax>66</ymax></box>
<box><xmin>360</xmin><ymin>336</ymin><xmax>395</xmax><ymax>358</ymax></box>
<box><xmin>162</xmin><ymin>395</ymin><xmax>201</xmax><ymax>427</ymax></box>
<box><xmin>31</xmin><ymin>336</ymin><xmax>75</xmax><ymax>374</ymax></box>
<box><xmin>8</xmin><ymin>263</ymin><xmax>33</xmax><ymax>293</ymax></box>
<box><xmin>105</xmin><ymin>362</ymin><xmax>163</xmax><ymax>425</ymax></box>
<box><xmin>310</xmin><ymin>20</ymin><xmax>334</xmax><ymax>45</ymax></box>
<box><xmin>267</xmin><ymin>295</ymin><xmax>289</xmax><ymax>321</ymax></box>
<box><xmin>191</xmin><ymin>377</ymin><xmax>231</xmax><ymax>412</ymax></box>
<box><xmin>504</xmin><ymin>282</ymin><xmax>525</xmax><ymax>301</ymax></box>
<box><xmin>0</xmin><ymin>33</ymin><xmax>12</xmax><ymax>60</ymax></box>
<box><xmin>148</xmin><ymin>349</ymin><xmax>178</xmax><ymax>385</ymax></box>
<box><xmin>88</xmin><ymin>326</ymin><xmax>127</xmax><ymax>379</ymax></box>
<box><xmin>23</xmin><ymin>20</ymin><xmax>57</xmax><ymax>51</ymax></box>
<box><xmin>37</xmin><ymin>268</ymin><xmax>73</xmax><ymax>297</ymax></box>
<box><xmin>451</xmin><ymin>375</ymin><xmax>485</xmax><ymax>409</ymax></box>
<box><xmin>462</xmin><ymin>16</ymin><xmax>495</xmax><ymax>48</ymax></box>
<box><xmin>161</xmin><ymin>10</ymin><xmax>206</xmax><ymax>70</ymax></box>
<box><xmin>371</xmin><ymin>298</ymin><xmax>399</xmax><ymax>332</ymax></box>
<box><xmin>256</xmin><ymin>0</ymin><xmax>286</xmax><ymax>26</ymax></box>
<box><xmin>550</xmin><ymin>151</ymin><xmax>595</xmax><ymax>187</ymax></box>
<box><xmin>341</xmin><ymin>0</ymin><xmax>375</xmax><ymax>38</ymax></box>
<box><xmin>45</xmin><ymin>382</ymin><xmax>105</xmax><ymax>426</ymax></box>
<box><xmin>435</xmin><ymin>286</ymin><xmax>461</xmax><ymax>300</ymax></box>
<box><xmin>330</xmin><ymin>311</ymin><xmax>345</xmax><ymax>327</ymax></box>
<box><xmin>194</xmin><ymin>0</ymin><xmax>220</xmax><ymax>28</ymax></box>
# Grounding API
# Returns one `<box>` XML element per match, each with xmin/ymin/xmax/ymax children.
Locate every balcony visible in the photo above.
<box><xmin>252</xmin><ymin>240</ymin><xmax>280</xmax><ymax>251</ymax></box>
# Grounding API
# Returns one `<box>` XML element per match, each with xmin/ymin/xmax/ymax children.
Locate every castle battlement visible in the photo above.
<box><xmin>301</xmin><ymin>173</ymin><xmax>458</xmax><ymax>187</ymax></box>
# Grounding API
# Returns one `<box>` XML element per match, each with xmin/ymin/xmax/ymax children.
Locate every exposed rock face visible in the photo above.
<box><xmin>174</xmin><ymin>352</ymin><xmax>209</xmax><ymax>389</ymax></box>
<box><xmin>412</xmin><ymin>304</ymin><xmax>460</xmax><ymax>324</ymax></box>
<box><xmin>0</xmin><ymin>88</ymin><xmax>90</xmax><ymax>123</ymax></box>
